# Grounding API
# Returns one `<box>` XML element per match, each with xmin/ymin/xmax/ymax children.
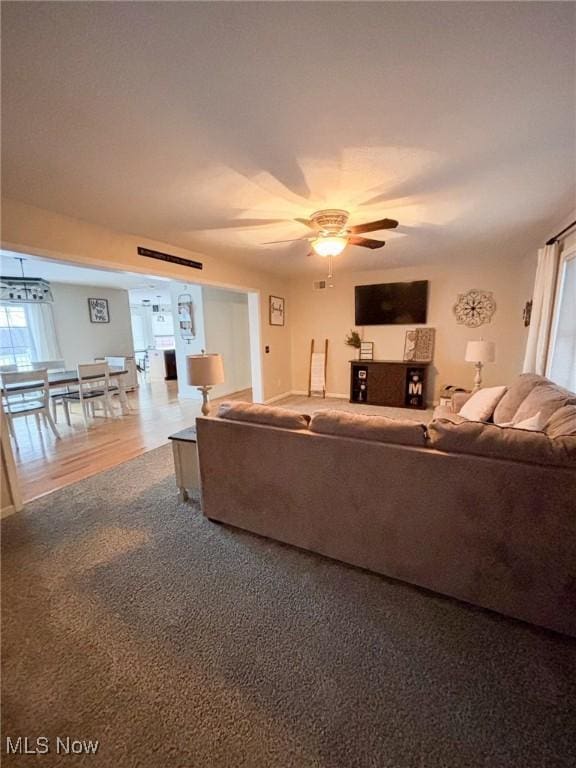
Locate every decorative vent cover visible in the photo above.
<box><xmin>312</xmin><ymin>280</ymin><xmax>327</xmax><ymax>291</ymax></box>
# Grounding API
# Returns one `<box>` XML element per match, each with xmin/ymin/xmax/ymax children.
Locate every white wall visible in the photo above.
<box><xmin>51</xmin><ymin>282</ymin><xmax>134</xmax><ymax>368</ymax></box>
<box><xmin>203</xmin><ymin>287</ymin><xmax>251</xmax><ymax>398</ymax></box>
<box><xmin>289</xmin><ymin>256</ymin><xmax>537</xmax><ymax>403</ymax></box>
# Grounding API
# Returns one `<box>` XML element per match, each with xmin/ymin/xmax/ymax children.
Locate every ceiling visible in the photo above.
<box><xmin>2</xmin><ymin>2</ymin><xmax>575</xmax><ymax>276</ymax></box>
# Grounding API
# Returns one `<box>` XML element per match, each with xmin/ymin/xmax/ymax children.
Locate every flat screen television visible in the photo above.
<box><xmin>355</xmin><ymin>281</ymin><xmax>428</xmax><ymax>325</ymax></box>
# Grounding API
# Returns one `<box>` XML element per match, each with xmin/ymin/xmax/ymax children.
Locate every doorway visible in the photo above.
<box><xmin>1</xmin><ymin>250</ymin><xmax>261</xmax><ymax>501</ymax></box>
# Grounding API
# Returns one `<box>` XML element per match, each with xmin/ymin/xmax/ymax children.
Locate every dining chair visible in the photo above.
<box><xmin>1</xmin><ymin>368</ymin><xmax>61</xmax><ymax>444</ymax></box>
<box><xmin>31</xmin><ymin>360</ymin><xmax>66</xmax><ymax>371</ymax></box>
<box><xmin>62</xmin><ymin>362</ymin><xmax>117</xmax><ymax>428</ymax></box>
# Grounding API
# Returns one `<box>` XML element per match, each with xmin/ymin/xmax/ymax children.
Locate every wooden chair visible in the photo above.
<box><xmin>31</xmin><ymin>359</ymin><xmax>65</xmax><ymax>371</ymax></box>
<box><xmin>62</xmin><ymin>362</ymin><xmax>117</xmax><ymax>428</ymax></box>
<box><xmin>1</xmin><ymin>368</ymin><xmax>60</xmax><ymax>444</ymax></box>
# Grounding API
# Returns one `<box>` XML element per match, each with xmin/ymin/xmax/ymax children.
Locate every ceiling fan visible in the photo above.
<box><xmin>264</xmin><ymin>209</ymin><xmax>399</xmax><ymax>257</ymax></box>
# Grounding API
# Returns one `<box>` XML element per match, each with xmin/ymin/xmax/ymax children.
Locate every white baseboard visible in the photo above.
<box><xmin>291</xmin><ymin>390</ymin><xmax>349</xmax><ymax>399</ymax></box>
<box><xmin>263</xmin><ymin>391</ymin><xmax>294</xmax><ymax>404</ymax></box>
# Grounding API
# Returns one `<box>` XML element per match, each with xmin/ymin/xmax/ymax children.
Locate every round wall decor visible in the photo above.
<box><xmin>453</xmin><ymin>289</ymin><xmax>496</xmax><ymax>328</ymax></box>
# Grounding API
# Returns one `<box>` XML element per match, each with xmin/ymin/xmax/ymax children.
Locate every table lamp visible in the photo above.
<box><xmin>186</xmin><ymin>352</ymin><xmax>224</xmax><ymax>415</ymax></box>
<box><xmin>465</xmin><ymin>340</ymin><xmax>495</xmax><ymax>391</ymax></box>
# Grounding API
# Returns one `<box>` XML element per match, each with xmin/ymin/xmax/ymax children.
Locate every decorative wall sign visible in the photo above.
<box><xmin>453</xmin><ymin>289</ymin><xmax>496</xmax><ymax>328</ymax></box>
<box><xmin>137</xmin><ymin>246</ymin><xmax>203</xmax><ymax>271</ymax></box>
<box><xmin>88</xmin><ymin>298</ymin><xmax>110</xmax><ymax>323</ymax></box>
<box><xmin>403</xmin><ymin>328</ymin><xmax>435</xmax><ymax>362</ymax></box>
<box><xmin>359</xmin><ymin>341</ymin><xmax>374</xmax><ymax>360</ymax></box>
<box><xmin>177</xmin><ymin>294</ymin><xmax>195</xmax><ymax>342</ymax></box>
<box><xmin>523</xmin><ymin>300</ymin><xmax>533</xmax><ymax>327</ymax></box>
<box><xmin>405</xmin><ymin>367</ymin><xmax>425</xmax><ymax>408</ymax></box>
<box><xmin>269</xmin><ymin>295</ymin><xmax>285</xmax><ymax>326</ymax></box>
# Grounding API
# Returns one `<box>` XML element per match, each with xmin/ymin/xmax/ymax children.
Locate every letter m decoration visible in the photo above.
<box><xmin>6</xmin><ymin>737</ymin><xmax>23</xmax><ymax>754</ymax></box>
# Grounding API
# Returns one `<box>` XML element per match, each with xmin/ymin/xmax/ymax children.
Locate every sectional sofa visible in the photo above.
<box><xmin>196</xmin><ymin>374</ymin><xmax>576</xmax><ymax>637</ymax></box>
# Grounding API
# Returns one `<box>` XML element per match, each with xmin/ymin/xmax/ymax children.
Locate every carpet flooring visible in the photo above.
<box><xmin>274</xmin><ymin>395</ymin><xmax>435</xmax><ymax>422</ymax></box>
<box><xmin>2</xmin><ymin>444</ymin><xmax>575</xmax><ymax>768</ymax></box>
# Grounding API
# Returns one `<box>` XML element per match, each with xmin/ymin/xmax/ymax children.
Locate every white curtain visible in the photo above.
<box><xmin>24</xmin><ymin>302</ymin><xmax>63</xmax><ymax>363</ymax></box>
<box><xmin>548</xmin><ymin>252</ymin><xmax>576</xmax><ymax>392</ymax></box>
<box><xmin>522</xmin><ymin>242</ymin><xmax>560</xmax><ymax>375</ymax></box>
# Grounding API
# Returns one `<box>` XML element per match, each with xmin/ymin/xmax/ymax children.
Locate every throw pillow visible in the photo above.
<box><xmin>458</xmin><ymin>385</ymin><xmax>507</xmax><ymax>422</ymax></box>
<box><xmin>499</xmin><ymin>412</ymin><xmax>543</xmax><ymax>431</ymax></box>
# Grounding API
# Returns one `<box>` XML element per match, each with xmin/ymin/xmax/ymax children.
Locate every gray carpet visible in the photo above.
<box><xmin>275</xmin><ymin>395</ymin><xmax>435</xmax><ymax>422</ymax></box>
<box><xmin>2</xmin><ymin>445</ymin><xmax>575</xmax><ymax>768</ymax></box>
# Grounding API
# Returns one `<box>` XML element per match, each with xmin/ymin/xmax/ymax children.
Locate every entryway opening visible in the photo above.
<box><xmin>0</xmin><ymin>250</ymin><xmax>260</xmax><ymax>502</ymax></box>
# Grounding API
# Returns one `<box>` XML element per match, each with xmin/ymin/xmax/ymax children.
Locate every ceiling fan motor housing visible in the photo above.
<box><xmin>310</xmin><ymin>209</ymin><xmax>350</xmax><ymax>234</ymax></box>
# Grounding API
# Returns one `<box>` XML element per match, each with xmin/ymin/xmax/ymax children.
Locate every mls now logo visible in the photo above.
<box><xmin>5</xmin><ymin>736</ymin><xmax>99</xmax><ymax>755</ymax></box>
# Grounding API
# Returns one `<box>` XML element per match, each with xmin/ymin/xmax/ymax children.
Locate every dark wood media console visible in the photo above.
<box><xmin>349</xmin><ymin>360</ymin><xmax>429</xmax><ymax>409</ymax></box>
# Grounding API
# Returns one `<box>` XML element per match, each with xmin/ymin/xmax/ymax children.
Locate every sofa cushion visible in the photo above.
<box><xmin>545</xmin><ymin>405</ymin><xmax>576</xmax><ymax>437</ymax></box>
<box><xmin>309</xmin><ymin>410</ymin><xmax>427</xmax><ymax>446</ymax></box>
<box><xmin>493</xmin><ymin>373</ymin><xmax>546</xmax><ymax>425</ymax></box>
<box><xmin>428</xmin><ymin>418</ymin><xmax>576</xmax><ymax>468</ymax></box>
<box><xmin>432</xmin><ymin>405</ymin><xmax>468</xmax><ymax>425</ymax></box>
<box><xmin>512</xmin><ymin>382</ymin><xmax>576</xmax><ymax>425</ymax></box>
<box><xmin>458</xmin><ymin>385</ymin><xmax>507</xmax><ymax>421</ymax></box>
<box><xmin>217</xmin><ymin>401</ymin><xmax>310</xmax><ymax>430</ymax></box>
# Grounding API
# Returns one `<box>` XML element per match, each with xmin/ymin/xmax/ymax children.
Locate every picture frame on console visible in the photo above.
<box><xmin>403</xmin><ymin>328</ymin><xmax>435</xmax><ymax>363</ymax></box>
<box><xmin>359</xmin><ymin>342</ymin><xmax>374</xmax><ymax>360</ymax></box>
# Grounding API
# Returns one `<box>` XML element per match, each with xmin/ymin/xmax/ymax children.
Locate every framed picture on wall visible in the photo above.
<box><xmin>88</xmin><ymin>298</ymin><xmax>110</xmax><ymax>324</ymax></box>
<box><xmin>269</xmin><ymin>295</ymin><xmax>285</xmax><ymax>326</ymax></box>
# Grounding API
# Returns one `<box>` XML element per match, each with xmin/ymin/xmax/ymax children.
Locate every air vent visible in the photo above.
<box><xmin>312</xmin><ymin>279</ymin><xmax>327</xmax><ymax>291</ymax></box>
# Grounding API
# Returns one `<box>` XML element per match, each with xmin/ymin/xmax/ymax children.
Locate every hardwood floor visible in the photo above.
<box><xmin>11</xmin><ymin>381</ymin><xmax>252</xmax><ymax>503</ymax></box>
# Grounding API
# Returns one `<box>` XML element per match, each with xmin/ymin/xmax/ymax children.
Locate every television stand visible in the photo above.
<box><xmin>349</xmin><ymin>360</ymin><xmax>429</xmax><ymax>410</ymax></box>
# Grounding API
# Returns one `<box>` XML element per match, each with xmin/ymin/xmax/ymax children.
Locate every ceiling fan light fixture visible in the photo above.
<box><xmin>312</xmin><ymin>235</ymin><xmax>348</xmax><ymax>258</ymax></box>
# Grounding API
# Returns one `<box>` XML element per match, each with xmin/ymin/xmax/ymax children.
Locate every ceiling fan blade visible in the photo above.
<box><xmin>295</xmin><ymin>217</ymin><xmax>316</xmax><ymax>229</ymax></box>
<box><xmin>349</xmin><ymin>236</ymin><xmax>386</xmax><ymax>249</ymax></box>
<box><xmin>349</xmin><ymin>218</ymin><xmax>398</xmax><ymax>235</ymax></box>
<box><xmin>262</xmin><ymin>237</ymin><xmax>309</xmax><ymax>245</ymax></box>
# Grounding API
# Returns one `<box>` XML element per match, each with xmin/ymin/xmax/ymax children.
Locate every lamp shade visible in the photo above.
<box><xmin>465</xmin><ymin>340</ymin><xmax>495</xmax><ymax>364</ymax></box>
<box><xmin>311</xmin><ymin>236</ymin><xmax>348</xmax><ymax>258</ymax></box>
<box><xmin>186</xmin><ymin>353</ymin><xmax>225</xmax><ymax>386</ymax></box>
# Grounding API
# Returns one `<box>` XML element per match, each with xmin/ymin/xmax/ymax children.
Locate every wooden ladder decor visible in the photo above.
<box><xmin>308</xmin><ymin>339</ymin><xmax>328</xmax><ymax>398</ymax></box>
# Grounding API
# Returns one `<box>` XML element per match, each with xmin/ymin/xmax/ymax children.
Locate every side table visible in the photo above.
<box><xmin>168</xmin><ymin>427</ymin><xmax>199</xmax><ymax>502</ymax></box>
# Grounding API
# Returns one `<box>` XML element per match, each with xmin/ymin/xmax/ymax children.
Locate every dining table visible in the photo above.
<box><xmin>1</xmin><ymin>368</ymin><xmax>131</xmax><ymax>415</ymax></box>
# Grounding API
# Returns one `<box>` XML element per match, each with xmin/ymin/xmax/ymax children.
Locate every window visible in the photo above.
<box><xmin>0</xmin><ymin>304</ymin><xmax>35</xmax><ymax>367</ymax></box>
<box><xmin>548</xmin><ymin>249</ymin><xmax>576</xmax><ymax>392</ymax></box>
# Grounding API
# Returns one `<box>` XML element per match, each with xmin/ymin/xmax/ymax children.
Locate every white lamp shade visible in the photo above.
<box><xmin>465</xmin><ymin>340</ymin><xmax>495</xmax><ymax>364</ymax></box>
<box><xmin>311</xmin><ymin>236</ymin><xmax>348</xmax><ymax>257</ymax></box>
<box><xmin>186</xmin><ymin>353</ymin><xmax>225</xmax><ymax>386</ymax></box>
